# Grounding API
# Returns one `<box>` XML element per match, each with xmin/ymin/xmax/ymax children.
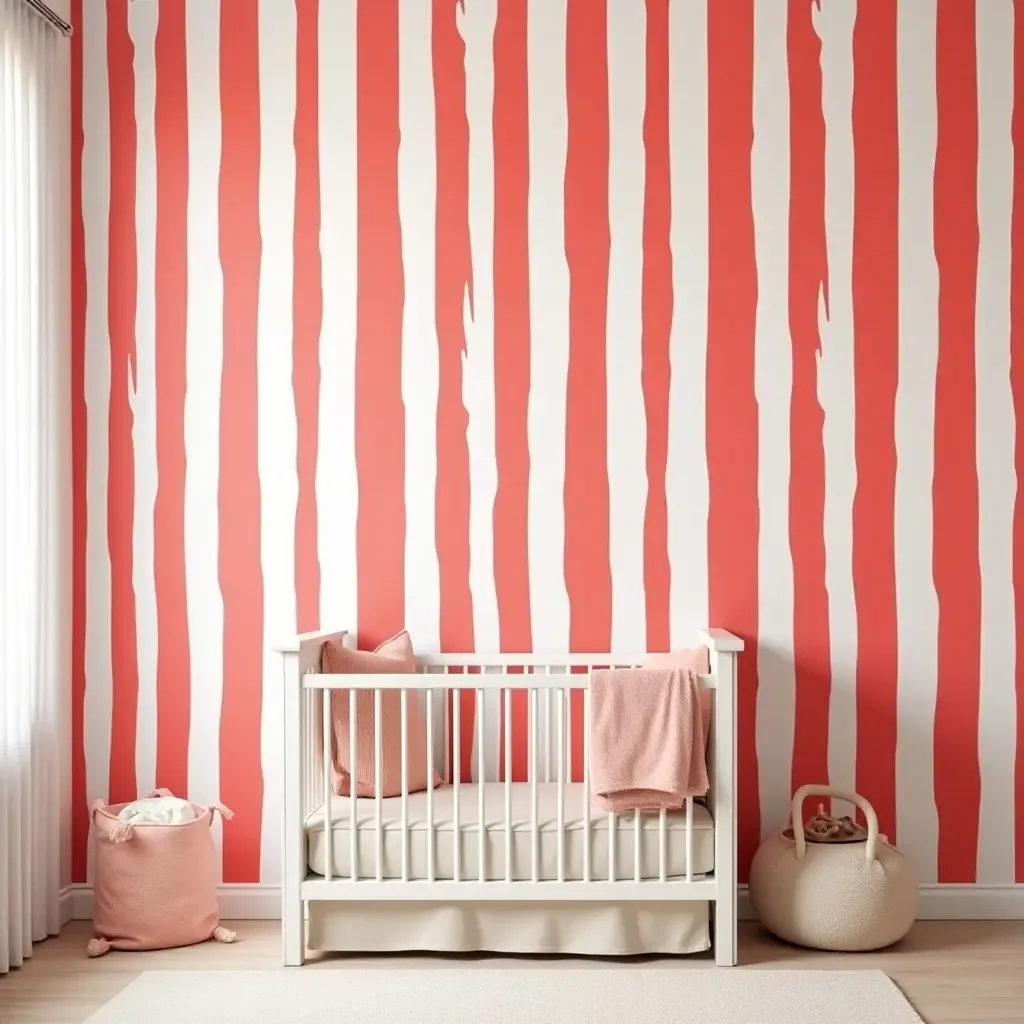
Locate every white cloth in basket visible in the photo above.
<box><xmin>117</xmin><ymin>796</ymin><xmax>196</xmax><ymax>825</ymax></box>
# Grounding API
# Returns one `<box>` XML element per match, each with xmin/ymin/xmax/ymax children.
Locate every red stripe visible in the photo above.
<box><xmin>218</xmin><ymin>3</ymin><xmax>264</xmax><ymax>883</ymax></box>
<box><xmin>642</xmin><ymin>0</ymin><xmax>671</xmax><ymax>654</ymax></box>
<box><xmin>433</xmin><ymin>0</ymin><xmax>475</xmax><ymax>779</ymax></box>
<box><xmin>933</xmin><ymin>0</ymin><xmax>982</xmax><ymax>884</ymax></box>
<box><xmin>1014</xmin><ymin>0</ymin><xmax>1024</xmax><ymax>884</ymax></box>
<box><xmin>851</xmin><ymin>0</ymin><xmax>899</xmax><ymax>844</ymax></box>
<box><xmin>356</xmin><ymin>0</ymin><xmax>406</xmax><ymax>652</ymax></box>
<box><xmin>706</xmin><ymin>0</ymin><xmax>760</xmax><ymax>878</ymax></box>
<box><xmin>492</xmin><ymin>0</ymin><xmax>532</xmax><ymax>781</ymax></box>
<box><xmin>106</xmin><ymin>0</ymin><xmax>140</xmax><ymax>805</ymax></box>
<box><xmin>153</xmin><ymin>0</ymin><xmax>190</xmax><ymax>800</ymax></box>
<box><xmin>294</xmin><ymin>0</ymin><xmax>322</xmax><ymax>635</ymax></box>
<box><xmin>786</xmin><ymin>0</ymin><xmax>831</xmax><ymax>803</ymax></box>
<box><xmin>565</xmin><ymin>0</ymin><xmax>611</xmax><ymax>782</ymax></box>
<box><xmin>70</xmin><ymin>0</ymin><xmax>88</xmax><ymax>881</ymax></box>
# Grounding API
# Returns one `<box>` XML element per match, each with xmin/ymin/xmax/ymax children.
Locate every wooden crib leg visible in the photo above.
<box><xmin>715</xmin><ymin>902</ymin><xmax>737</xmax><ymax>967</ymax></box>
<box><xmin>283</xmin><ymin>892</ymin><xmax>304</xmax><ymax>967</ymax></box>
<box><xmin>282</xmin><ymin>647</ymin><xmax>305</xmax><ymax>966</ymax></box>
<box><xmin>706</xmin><ymin>634</ymin><xmax>740</xmax><ymax>967</ymax></box>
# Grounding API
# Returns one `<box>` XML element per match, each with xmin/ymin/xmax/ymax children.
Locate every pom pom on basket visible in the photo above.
<box><xmin>748</xmin><ymin>785</ymin><xmax>917</xmax><ymax>952</ymax></box>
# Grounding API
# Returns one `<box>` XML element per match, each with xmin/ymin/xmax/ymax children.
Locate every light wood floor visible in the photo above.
<box><xmin>1</xmin><ymin>920</ymin><xmax>1022</xmax><ymax>1023</ymax></box>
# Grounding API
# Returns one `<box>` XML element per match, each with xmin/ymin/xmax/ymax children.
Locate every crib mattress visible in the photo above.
<box><xmin>305</xmin><ymin>782</ymin><xmax>715</xmax><ymax>881</ymax></box>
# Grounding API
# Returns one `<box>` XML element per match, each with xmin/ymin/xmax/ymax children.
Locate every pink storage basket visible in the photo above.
<box><xmin>87</xmin><ymin>789</ymin><xmax>236</xmax><ymax>957</ymax></box>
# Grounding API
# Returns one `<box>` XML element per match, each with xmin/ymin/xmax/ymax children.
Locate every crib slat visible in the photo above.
<box><xmin>608</xmin><ymin>810</ymin><xmax>616</xmax><ymax>882</ymax></box>
<box><xmin>565</xmin><ymin>679</ymin><xmax>572</xmax><ymax>784</ymax></box>
<box><xmin>375</xmin><ymin>688</ymin><xmax>383</xmax><ymax>883</ymax></box>
<box><xmin>583</xmin><ymin>687</ymin><xmax>591</xmax><ymax>883</ymax></box>
<box><xmin>453</xmin><ymin>691</ymin><xmax>461</xmax><ymax>883</ymax></box>
<box><xmin>350</xmin><ymin>689</ymin><xmax>357</xmax><ymax>882</ymax></box>
<box><xmin>426</xmin><ymin>687</ymin><xmax>435</xmax><ymax>883</ymax></box>
<box><xmin>443</xmin><ymin>666</ymin><xmax>451</xmax><ymax>784</ymax></box>
<box><xmin>308</xmin><ymin>689</ymin><xmax>316</xmax><ymax>817</ymax></box>
<box><xmin>634</xmin><ymin>809</ymin><xmax>641</xmax><ymax>883</ymax></box>
<box><xmin>544</xmin><ymin>681</ymin><xmax>552</xmax><ymax>783</ymax></box>
<box><xmin>685</xmin><ymin>796</ymin><xmax>694</xmax><ymax>883</ymax></box>
<box><xmin>477</xmin><ymin>686</ymin><xmax>486</xmax><ymax>883</ymax></box>
<box><xmin>531</xmin><ymin>687</ymin><xmax>539</xmax><ymax>883</ymax></box>
<box><xmin>323</xmin><ymin>685</ymin><xmax>333</xmax><ymax>883</ymax></box>
<box><xmin>401</xmin><ymin>688</ymin><xmax>409</xmax><ymax>882</ymax></box>
<box><xmin>659</xmin><ymin>808</ymin><xmax>667</xmax><ymax>883</ymax></box>
<box><xmin>557</xmin><ymin>688</ymin><xmax>565</xmax><ymax>882</ymax></box>
<box><xmin>504</xmin><ymin>687</ymin><xmax>512</xmax><ymax>883</ymax></box>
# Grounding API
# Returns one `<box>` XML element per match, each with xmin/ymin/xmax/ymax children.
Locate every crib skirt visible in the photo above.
<box><xmin>307</xmin><ymin>900</ymin><xmax>710</xmax><ymax>957</ymax></box>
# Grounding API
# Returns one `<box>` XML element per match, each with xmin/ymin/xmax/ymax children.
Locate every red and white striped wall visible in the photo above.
<box><xmin>70</xmin><ymin>0</ymin><xmax>1024</xmax><ymax>888</ymax></box>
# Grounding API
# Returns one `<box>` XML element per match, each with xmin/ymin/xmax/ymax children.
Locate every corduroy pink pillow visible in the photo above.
<box><xmin>87</xmin><ymin>792</ymin><xmax>235</xmax><ymax>957</ymax></box>
<box><xmin>321</xmin><ymin>631</ymin><xmax>440</xmax><ymax>798</ymax></box>
<box><xmin>643</xmin><ymin>648</ymin><xmax>712</xmax><ymax>748</ymax></box>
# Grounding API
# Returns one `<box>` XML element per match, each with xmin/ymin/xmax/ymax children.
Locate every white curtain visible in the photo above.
<box><xmin>0</xmin><ymin>0</ymin><xmax>70</xmax><ymax>974</ymax></box>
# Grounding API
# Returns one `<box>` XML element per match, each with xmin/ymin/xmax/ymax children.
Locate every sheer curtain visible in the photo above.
<box><xmin>0</xmin><ymin>0</ymin><xmax>70</xmax><ymax>974</ymax></box>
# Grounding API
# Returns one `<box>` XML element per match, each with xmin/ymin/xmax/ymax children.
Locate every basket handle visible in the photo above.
<box><xmin>208</xmin><ymin>802</ymin><xmax>234</xmax><ymax>823</ymax></box>
<box><xmin>90</xmin><ymin>800</ymin><xmax>135</xmax><ymax>843</ymax></box>
<box><xmin>791</xmin><ymin>784</ymin><xmax>879</xmax><ymax>863</ymax></box>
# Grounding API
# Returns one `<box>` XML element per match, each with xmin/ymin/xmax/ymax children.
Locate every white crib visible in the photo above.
<box><xmin>276</xmin><ymin>628</ymin><xmax>742</xmax><ymax>967</ymax></box>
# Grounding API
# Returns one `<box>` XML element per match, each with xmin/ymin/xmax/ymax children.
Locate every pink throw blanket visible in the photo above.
<box><xmin>589</xmin><ymin>667</ymin><xmax>708</xmax><ymax>813</ymax></box>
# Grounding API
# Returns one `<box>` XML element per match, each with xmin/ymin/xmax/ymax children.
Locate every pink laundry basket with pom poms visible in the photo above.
<box><xmin>87</xmin><ymin>789</ymin><xmax>237</xmax><ymax>957</ymax></box>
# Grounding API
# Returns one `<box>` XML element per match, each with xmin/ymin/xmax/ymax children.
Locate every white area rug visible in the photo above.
<box><xmin>85</xmin><ymin>968</ymin><xmax>923</xmax><ymax>1023</ymax></box>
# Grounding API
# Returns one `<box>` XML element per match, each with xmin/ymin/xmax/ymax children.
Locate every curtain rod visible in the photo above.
<box><xmin>21</xmin><ymin>0</ymin><xmax>73</xmax><ymax>37</ymax></box>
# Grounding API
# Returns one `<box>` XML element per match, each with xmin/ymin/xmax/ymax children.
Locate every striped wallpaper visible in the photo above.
<box><xmin>71</xmin><ymin>0</ymin><xmax>1024</xmax><ymax>888</ymax></box>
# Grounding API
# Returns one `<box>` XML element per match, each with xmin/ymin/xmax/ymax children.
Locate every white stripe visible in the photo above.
<box><xmin>184</xmin><ymin>0</ymin><xmax>225</xmax><ymax>878</ymax></box>
<box><xmin>527</xmin><ymin>0</ymin><xmax>571</xmax><ymax>656</ymax></box>
<box><xmin>667</xmin><ymin>0</ymin><xmax>709</xmax><ymax>645</ymax></box>
<box><xmin>317</xmin><ymin>0</ymin><xmax>358</xmax><ymax>635</ymax></box>
<box><xmin>975</xmin><ymin>0</ymin><xmax>1017</xmax><ymax>885</ymax></box>
<box><xmin>814</xmin><ymin>0</ymin><xmax>858</xmax><ymax>817</ymax></box>
<box><xmin>459</xmin><ymin>0</ymin><xmax>501</xmax><ymax>780</ymax></box>
<box><xmin>606</xmin><ymin>0</ymin><xmax>648</xmax><ymax>654</ymax></box>
<box><xmin>752</xmin><ymin>0</ymin><xmax>795</xmax><ymax>839</ymax></box>
<box><xmin>82</xmin><ymin>0</ymin><xmax>112</xmax><ymax>877</ymax></box>
<box><xmin>399</xmin><ymin>0</ymin><xmax>440</xmax><ymax>657</ymax></box>
<box><xmin>257</xmin><ymin>0</ymin><xmax>298</xmax><ymax>886</ymax></box>
<box><xmin>894</xmin><ymin>0</ymin><xmax>940</xmax><ymax>883</ymax></box>
<box><xmin>128</xmin><ymin>0</ymin><xmax>158</xmax><ymax>801</ymax></box>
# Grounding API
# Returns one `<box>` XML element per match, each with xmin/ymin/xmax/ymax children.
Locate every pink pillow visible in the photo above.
<box><xmin>321</xmin><ymin>631</ymin><xmax>440</xmax><ymax>798</ymax></box>
<box><xmin>643</xmin><ymin>648</ymin><xmax>712</xmax><ymax>748</ymax></box>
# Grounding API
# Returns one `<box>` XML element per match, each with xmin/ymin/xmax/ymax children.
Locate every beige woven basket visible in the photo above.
<box><xmin>748</xmin><ymin>785</ymin><xmax>917</xmax><ymax>952</ymax></box>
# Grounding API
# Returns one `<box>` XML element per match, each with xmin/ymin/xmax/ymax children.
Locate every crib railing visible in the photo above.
<box><xmin>300</xmin><ymin>670</ymin><xmax>711</xmax><ymax>889</ymax></box>
<box><xmin>278</xmin><ymin>629</ymin><xmax>741</xmax><ymax>966</ymax></box>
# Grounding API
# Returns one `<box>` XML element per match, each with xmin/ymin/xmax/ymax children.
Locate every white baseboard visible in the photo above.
<box><xmin>67</xmin><ymin>884</ymin><xmax>282</xmax><ymax>921</ymax></box>
<box><xmin>66</xmin><ymin>882</ymin><xmax>1024</xmax><ymax>922</ymax></box>
<box><xmin>739</xmin><ymin>884</ymin><xmax>1024</xmax><ymax>922</ymax></box>
<box><xmin>59</xmin><ymin>886</ymin><xmax>75</xmax><ymax>927</ymax></box>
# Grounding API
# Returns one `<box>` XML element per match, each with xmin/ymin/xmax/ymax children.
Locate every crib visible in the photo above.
<box><xmin>276</xmin><ymin>628</ymin><xmax>741</xmax><ymax>967</ymax></box>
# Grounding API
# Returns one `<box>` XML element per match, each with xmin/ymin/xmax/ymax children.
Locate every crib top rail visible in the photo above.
<box><xmin>274</xmin><ymin>627</ymin><xmax>743</xmax><ymax>657</ymax></box>
<box><xmin>299</xmin><ymin>670</ymin><xmax>718</xmax><ymax>691</ymax></box>
<box><xmin>288</xmin><ymin>627</ymin><xmax>742</xmax><ymax>692</ymax></box>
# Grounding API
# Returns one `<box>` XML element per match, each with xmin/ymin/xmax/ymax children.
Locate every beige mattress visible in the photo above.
<box><xmin>305</xmin><ymin>782</ymin><xmax>714</xmax><ymax>882</ymax></box>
